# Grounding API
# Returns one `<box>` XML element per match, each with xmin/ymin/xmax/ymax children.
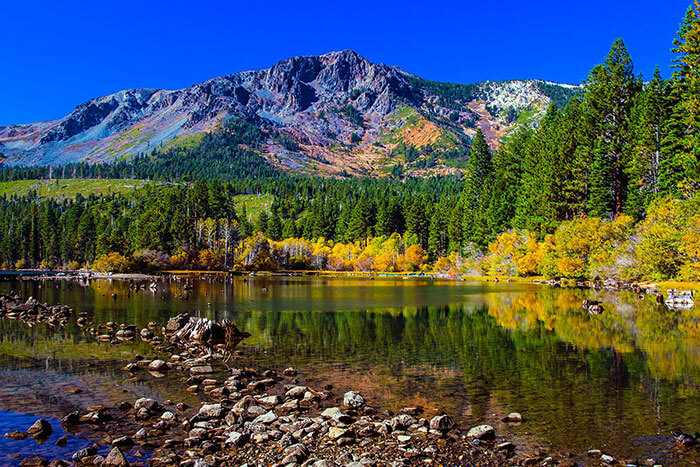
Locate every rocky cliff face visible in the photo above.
<box><xmin>0</xmin><ymin>50</ymin><xmax>579</xmax><ymax>176</ymax></box>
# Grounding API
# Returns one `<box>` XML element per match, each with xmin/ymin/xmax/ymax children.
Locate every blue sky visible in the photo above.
<box><xmin>0</xmin><ymin>0</ymin><xmax>691</xmax><ymax>125</ymax></box>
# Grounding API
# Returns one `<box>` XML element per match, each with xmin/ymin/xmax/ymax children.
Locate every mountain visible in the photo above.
<box><xmin>0</xmin><ymin>50</ymin><xmax>579</xmax><ymax>176</ymax></box>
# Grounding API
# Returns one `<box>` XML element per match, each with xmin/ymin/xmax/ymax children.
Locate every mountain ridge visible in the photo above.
<box><xmin>0</xmin><ymin>50</ymin><xmax>580</xmax><ymax>176</ymax></box>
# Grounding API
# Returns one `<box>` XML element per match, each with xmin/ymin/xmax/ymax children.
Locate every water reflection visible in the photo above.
<box><xmin>0</xmin><ymin>277</ymin><xmax>698</xmax><ymax>464</ymax></box>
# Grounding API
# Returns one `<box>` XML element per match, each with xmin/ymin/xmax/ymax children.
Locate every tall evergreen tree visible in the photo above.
<box><xmin>461</xmin><ymin>129</ymin><xmax>493</xmax><ymax>246</ymax></box>
<box><xmin>662</xmin><ymin>1</ymin><xmax>700</xmax><ymax>196</ymax></box>
<box><xmin>584</xmin><ymin>39</ymin><xmax>641</xmax><ymax>217</ymax></box>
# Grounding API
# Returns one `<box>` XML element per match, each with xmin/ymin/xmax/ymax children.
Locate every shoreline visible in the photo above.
<box><xmin>0</xmin><ymin>292</ymin><xmax>643</xmax><ymax>466</ymax></box>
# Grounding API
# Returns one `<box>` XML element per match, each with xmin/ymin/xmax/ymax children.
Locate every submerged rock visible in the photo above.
<box><xmin>5</xmin><ymin>431</ymin><xmax>28</xmax><ymax>440</ymax></box>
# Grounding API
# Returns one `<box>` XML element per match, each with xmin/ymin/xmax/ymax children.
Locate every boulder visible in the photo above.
<box><xmin>103</xmin><ymin>447</ymin><xmax>130</xmax><ymax>466</ymax></box>
<box><xmin>467</xmin><ymin>424</ymin><xmax>495</xmax><ymax>440</ymax></box>
<box><xmin>197</xmin><ymin>404</ymin><xmax>224</xmax><ymax>419</ymax></box>
<box><xmin>343</xmin><ymin>391</ymin><xmax>365</xmax><ymax>408</ymax></box>
<box><xmin>225</xmin><ymin>431</ymin><xmax>248</xmax><ymax>447</ymax></box>
<box><xmin>429</xmin><ymin>414</ymin><xmax>454</xmax><ymax>432</ymax></box>
<box><xmin>253</xmin><ymin>411</ymin><xmax>278</xmax><ymax>425</ymax></box>
<box><xmin>134</xmin><ymin>398</ymin><xmax>161</xmax><ymax>413</ymax></box>
<box><xmin>389</xmin><ymin>414</ymin><xmax>417</xmax><ymax>431</ymax></box>
<box><xmin>504</xmin><ymin>412</ymin><xmax>522</xmax><ymax>422</ymax></box>
<box><xmin>148</xmin><ymin>359</ymin><xmax>168</xmax><ymax>371</ymax></box>
<box><xmin>27</xmin><ymin>419</ymin><xmax>52</xmax><ymax>439</ymax></box>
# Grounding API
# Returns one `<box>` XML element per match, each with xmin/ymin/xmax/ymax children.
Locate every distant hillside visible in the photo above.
<box><xmin>0</xmin><ymin>50</ymin><xmax>579</xmax><ymax>177</ymax></box>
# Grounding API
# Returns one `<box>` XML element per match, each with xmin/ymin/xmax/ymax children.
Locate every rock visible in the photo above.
<box><xmin>19</xmin><ymin>458</ymin><xmax>48</xmax><ymax>467</ymax></box>
<box><xmin>504</xmin><ymin>412</ymin><xmax>522</xmax><ymax>422</ymax></box>
<box><xmin>225</xmin><ymin>432</ymin><xmax>248</xmax><ymax>447</ymax></box>
<box><xmin>496</xmin><ymin>441</ymin><xmax>516</xmax><ymax>451</ymax></box>
<box><xmin>397</xmin><ymin>434</ymin><xmax>411</xmax><ymax>443</ymax></box>
<box><xmin>55</xmin><ymin>435</ymin><xmax>69</xmax><ymax>447</ymax></box>
<box><xmin>61</xmin><ymin>411</ymin><xmax>80</xmax><ymax>426</ymax></box>
<box><xmin>601</xmin><ymin>454</ymin><xmax>615</xmax><ymax>464</ymax></box>
<box><xmin>285</xmin><ymin>385</ymin><xmax>307</xmax><ymax>398</ymax></box>
<box><xmin>283</xmin><ymin>367</ymin><xmax>297</xmax><ymax>376</ymax></box>
<box><xmin>282</xmin><ymin>442</ymin><xmax>309</xmax><ymax>463</ymax></box>
<box><xmin>258</xmin><ymin>395</ymin><xmax>280</xmax><ymax>408</ymax></box>
<box><xmin>134</xmin><ymin>397</ymin><xmax>161</xmax><ymax>413</ymax></box>
<box><xmin>321</xmin><ymin>407</ymin><xmax>342</xmax><ymax>418</ymax></box>
<box><xmin>197</xmin><ymin>404</ymin><xmax>224</xmax><ymax>419</ymax></box>
<box><xmin>389</xmin><ymin>414</ymin><xmax>417</xmax><ymax>431</ymax></box>
<box><xmin>27</xmin><ymin>419</ymin><xmax>52</xmax><ymax>438</ymax></box>
<box><xmin>253</xmin><ymin>411</ymin><xmax>278</xmax><ymax>425</ymax></box>
<box><xmin>328</xmin><ymin>427</ymin><xmax>353</xmax><ymax>440</ymax></box>
<box><xmin>189</xmin><ymin>365</ymin><xmax>213</xmax><ymax>375</ymax></box>
<box><xmin>467</xmin><ymin>424</ymin><xmax>495</xmax><ymax>440</ymax></box>
<box><xmin>429</xmin><ymin>414</ymin><xmax>454</xmax><ymax>432</ymax></box>
<box><xmin>5</xmin><ymin>431</ymin><xmax>28</xmax><ymax>440</ymax></box>
<box><xmin>103</xmin><ymin>447</ymin><xmax>130</xmax><ymax>466</ymax></box>
<box><xmin>343</xmin><ymin>391</ymin><xmax>365</xmax><ymax>408</ymax></box>
<box><xmin>72</xmin><ymin>444</ymin><xmax>98</xmax><ymax>463</ymax></box>
<box><xmin>278</xmin><ymin>399</ymin><xmax>300</xmax><ymax>412</ymax></box>
<box><xmin>587</xmin><ymin>450</ymin><xmax>602</xmax><ymax>457</ymax></box>
<box><xmin>399</xmin><ymin>407</ymin><xmax>423</xmax><ymax>416</ymax></box>
<box><xmin>112</xmin><ymin>436</ymin><xmax>134</xmax><ymax>448</ymax></box>
<box><xmin>148</xmin><ymin>359</ymin><xmax>168</xmax><ymax>371</ymax></box>
<box><xmin>332</xmin><ymin>413</ymin><xmax>355</xmax><ymax>425</ymax></box>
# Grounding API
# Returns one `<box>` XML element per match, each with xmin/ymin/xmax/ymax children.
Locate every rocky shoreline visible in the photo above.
<box><xmin>0</xmin><ymin>291</ymin><xmax>663</xmax><ymax>466</ymax></box>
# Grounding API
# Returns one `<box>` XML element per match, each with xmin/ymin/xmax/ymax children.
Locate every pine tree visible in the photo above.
<box><xmin>461</xmin><ymin>129</ymin><xmax>493</xmax><ymax>245</ymax></box>
<box><xmin>626</xmin><ymin>68</ymin><xmax>671</xmax><ymax>217</ymax></box>
<box><xmin>662</xmin><ymin>1</ymin><xmax>700</xmax><ymax>195</ymax></box>
<box><xmin>584</xmin><ymin>39</ymin><xmax>641</xmax><ymax>217</ymax></box>
<box><xmin>486</xmin><ymin>126</ymin><xmax>530</xmax><ymax>235</ymax></box>
<box><xmin>405</xmin><ymin>198</ymin><xmax>429</xmax><ymax>249</ymax></box>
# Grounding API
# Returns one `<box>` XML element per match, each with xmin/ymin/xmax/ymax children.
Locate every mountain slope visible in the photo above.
<box><xmin>0</xmin><ymin>50</ymin><xmax>579</xmax><ymax>176</ymax></box>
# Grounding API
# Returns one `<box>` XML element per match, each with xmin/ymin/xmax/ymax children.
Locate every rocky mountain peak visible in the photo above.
<box><xmin>0</xmin><ymin>51</ymin><xmax>580</xmax><ymax>174</ymax></box>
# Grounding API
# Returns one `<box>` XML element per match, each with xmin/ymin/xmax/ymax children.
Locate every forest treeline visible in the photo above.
<box><xmin>0</xmin><ymin>3</ymin><xmax>699</xmax><ymax>281</ymax></box>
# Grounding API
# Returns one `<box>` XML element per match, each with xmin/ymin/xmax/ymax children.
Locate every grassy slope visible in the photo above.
<box><xmin>0</xmin><ymin>179</ymin><xmax>150</xmax><ymax>199</ymax></box>
<box><xmin>0</xmin><ymin>178</ymin><xmax>274</xmax><ymax>219</ymax></box>
<box><xmin>235</xmin><ymin>193</ymin><xmax>274</xmax><ymax>221</ymax></box>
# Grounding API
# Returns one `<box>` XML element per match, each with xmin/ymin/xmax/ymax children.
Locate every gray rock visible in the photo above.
<box><xmin>197</xmin><ymin>403</ymin><xmax>223</xmax><ymax>419</ymax></box>
<box><xmin>389</xmin><ymin>414</ymin><xmax>416</xmax><ymax>431</ymax></box>
<box><xmin>189</xmin><ymin>365</ymin><xmax>213</xmax><ymax>375</ymax></box>
<box><xmin>343</xmin><ymin>391</ymin><xmax>365</xmax><ymax>408</ymax></box>
<box><xmin>253</xmin><ymin>411</ymin><xmax>278</xmax><ymax>425</ymax></box>
<box><xmin>504</xmin><ymin>412</ymin><xmax>522</xmax><ymax>422</ymax></box>
<box><xmin>147</xmin><ymin>359</ymin><xmax>167</xmax><ymax>371</ymax></box>
<box><xmin>328</xmin><ymin>426</ymin><xmax>353</xmax><ymax>440</ymax></box>
<box><xmin>466</xmin><ymin>424</ymin><xmax>495</xmax><ymax>440</ymax></box>
<box><xmin>225</xmin><ymin>431</ymin><xmax>247</xmax><ymax>447</ymax></box>
<box><xmin>134</xmin><ymin>397</ymin><xmax>160</xmax><ymax>413</ymax></box>
<box><xmin>285</xmin><ymin>385</ymin><xmax>307</xmax><ymax>398</ymax></box>
<box><xmin>321</xmin><ymin>407</ymin><xmax>342</xmax><ymax>418</ymax></box>
<box><xmin>103</xmin><ymin>447</ymin><xmax>129</xmax><ymax>466</ymax></box>
<box><xmin>429</xmin><ymin>414</ymin><xmax>454</xmax><ymax>432</ymax></box>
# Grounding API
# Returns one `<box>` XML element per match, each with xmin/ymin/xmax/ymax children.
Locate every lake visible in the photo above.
<box><xmin>0</xmin><ymin>276</ymin><xmax>698</xmax><ymax>465</ymax></box>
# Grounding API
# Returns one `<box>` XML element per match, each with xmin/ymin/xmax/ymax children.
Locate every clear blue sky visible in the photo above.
<box><xmin>1</xmin><ymin>0</ymin><xmax>691</xmax><ymax>125</ymax></box>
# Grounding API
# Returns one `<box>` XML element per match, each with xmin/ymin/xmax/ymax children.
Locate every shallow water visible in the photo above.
<box><xmin>0</xmin><ymin>276</ymin><xmax>699</xmax><ymax>465</ymax></box>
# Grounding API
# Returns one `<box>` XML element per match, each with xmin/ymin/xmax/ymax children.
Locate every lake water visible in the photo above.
<box><xmin>0</xmin><ymin>276</ymin><xmax>698</xmax><ymax>465</ymax></box>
